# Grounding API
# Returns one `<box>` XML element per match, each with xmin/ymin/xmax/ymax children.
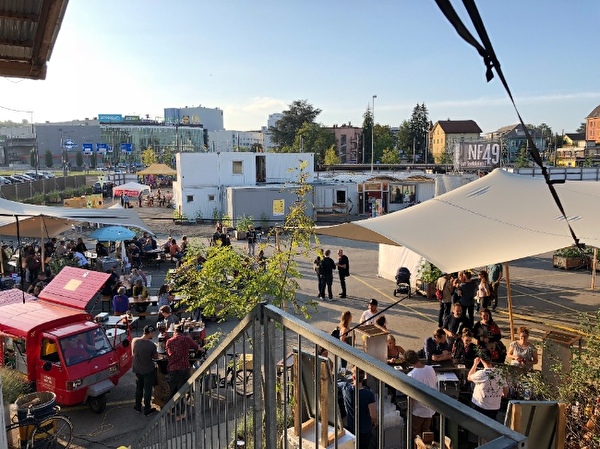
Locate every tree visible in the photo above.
<box><xmin>29</xmin><ymin>149</ymin><xmax>37</xmax><ymax>168</ymax></box>
<box><xmin>268</xmin><ymin>100</ymin><xmax>322</xmax><ymax>150</ymax></box>
<box><xmin>396</xmin><ymin>120</ymin><xmax>412</xmax><ymax>156</ymax></box>
<box><xmin>141</xmin><ymin>146</ymin><xmax>157</xmax><ymax>166</ymax></box>
<box><xmin>44</xmin><ymin>150</ymin><xmax>53</xmax><ymax>168</ymax></box>
<box><xmin>576</xmin><ymin>122</ymin><xmax>586</xmax><ymax>134</ymax></box>
<box><xmin>75</xmin><ymin>151</ymin><xmax>83</xmax><ymax>168</ymax></box>
<box><xmin>162</xmin><ymin>147</ymin><xmax>175</xmax><ymax>167</ymax></box>
<box><xmin>408</xmin><ymin>103</ymin><xmax>430</xmax><ymax>158</ymax></box>
<box><xmin>374</xmin><ymin>125</ymin><xmax>395</xmax><ymax>163</ymax></box>
<box><xmin>283</xmin><ymin>122</ymin><xmax>336</xmax><ymax>165</ymax></box>
<box><xmin>516</xmin><ymin>146</ymin><xmax>530</xmax><ymax>168</ymax></box>
<box><xmin>323</xmin><ymin>145</ymin><xmax>341</xmax><ymax>166</ymax></box>
<box><xmin>436</xmin><ymin>149</ymin><xmax>454</xmax><ymax>165</ymax></box>
<box><xmin>381</xmin><ymin>148</ymin><xmax>400</xmax><ymax>164</ymax></box>
<box><xmin>361</xmin><ymin>107</ymin><xmax>374</xmax><ymax>165</ymax></box>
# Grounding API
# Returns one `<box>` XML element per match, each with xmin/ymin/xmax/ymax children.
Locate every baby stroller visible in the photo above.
<box><xmin>393</xmin><ymin>267</ymin><xmax>411</xmax><ymax>297</ymax></box>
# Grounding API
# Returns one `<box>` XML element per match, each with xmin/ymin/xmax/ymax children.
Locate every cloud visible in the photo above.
<box><xmin>224</xmin><ymin>97</ymin><xmax>288</xmax><ymax>130</ymax></box>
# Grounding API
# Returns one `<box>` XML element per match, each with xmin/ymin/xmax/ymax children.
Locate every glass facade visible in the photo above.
<box><xmin>100</xmin><ymin>124</ymin><xmax>207</xmax><ymax>165</ymax></box>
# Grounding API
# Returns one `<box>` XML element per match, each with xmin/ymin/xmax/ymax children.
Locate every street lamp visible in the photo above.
<box><xmin>371</xmin><ymin>95</ymin><xmax>377</xmax><ymax>173</ymax></box>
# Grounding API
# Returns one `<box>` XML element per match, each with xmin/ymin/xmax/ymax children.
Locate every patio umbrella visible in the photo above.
<box><xmin>90</xmin><ymin>226</ymin><xmax>136</xmax><ymax>242</ymax></box>
<box><xmin>136</xmin><ymin>163</ymin><xmax>177</xmax><ymax>176</ymax></box>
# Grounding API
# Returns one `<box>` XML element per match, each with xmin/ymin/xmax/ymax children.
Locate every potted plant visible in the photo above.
<box><xmin>234</xmin><ymin>214</ymin><xmax>254</xmax><ymax>240</ymax></box>
<box><xmin>416</xmin><ymin>260</ymin><xmax>442</xmax><ymax>299</ymax></box>
<box><xmin>552</xmin><ymin>246</ymin><xmax>589</xmax><ymax>270</ymax></box>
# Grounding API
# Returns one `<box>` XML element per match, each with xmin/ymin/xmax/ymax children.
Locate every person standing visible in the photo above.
<box><xmin>436</xmin><ymin>272</ymin><xmax>454</xmax><ymax>327</ymax></box>
<box><xmin>336</xmin><ymin>249</ymin><xmax>350</xmax><ymax>298</ymax></box>
<box><xmin>246</xmin><ymin>225</ymin><xmax>257</xmax><ymax>257</ymax></box>
<box><xmin>359</xmin><ymin>299</ymin><xmax>380</xmax><ymax>325</ymax></box>
<box><xmin>132</xmin><ymin>325</ymin><xmax>158</xmax><ymax>416</ymax></box>
<box><xmin>340</xmin><ymin>368</ymin><xmax>377</xmax><ymax>449</ymax></box>
<box><xmin>487</xmin><ymin>263</ymin><xmax>503</xmax><ymax>311</ymax></box>
<box><xmin>166</xmin><ymin>325</ymin><xmax>200</xmax><ymax>420</ymax></box>
<box><xmin>319</xmin><ymin>249</ymin><xmax>336</xmax><ymax>300</ymax></box>
<box><xmin>467</xmin><ymin>350</ymin><xmax>509</xmax><ymax>421</ymax></box>
<box><xmin>313</xmin><ymin>249</ymin><xmax>324</xmax><ymax>299</ymax></box>
<box><xmin>405</xmin><ymin>350</ymin><xmax>438</xmax><ymax>442</ymax></box>
<box><xmin>457</xmin><ymin>271</ymin><xmax>477</xmax><ymax>327</ymax></box>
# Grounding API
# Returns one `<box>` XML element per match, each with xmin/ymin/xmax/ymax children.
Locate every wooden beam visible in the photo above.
<box><xmin>0</xmin><ymin>10</ymin><xmax>39</xmax><ymax>21</ymax></box>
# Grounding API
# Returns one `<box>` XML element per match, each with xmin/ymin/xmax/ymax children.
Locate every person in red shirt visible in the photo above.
<box><xmin>166</xmin><ymin>325</ymin><xmax>201</xmax><ymax>419</ymax></box>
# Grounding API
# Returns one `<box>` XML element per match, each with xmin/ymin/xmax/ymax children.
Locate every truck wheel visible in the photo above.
<box><xmin>89</xmin><ymin>393</ymin><xmax>107</xmax><ymax>413</ymax></box>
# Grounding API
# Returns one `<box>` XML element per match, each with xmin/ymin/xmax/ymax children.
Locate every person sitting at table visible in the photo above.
<box><xmin>473</xmin><ymin>308</ymin><xmax>506</xmax><ymax>363</ymax></box>
<box><xmin>129</xmin><ymin>268</ymin><xmax>147</xmax><ymax>288</ymax></box>
<box><xmin>129</xmin><ymin>243</ymin><xmax>141</xmax><ymax>269</ymax></box>
<box><xmin>113</xmin><ymin>286</ymin><xmax>130</xmax><ymax>316</ymax></box>
<box><xmin>158</xmin><ymin>305</ymin><xmax>180</xmax><ymax>328</ymax></box>
<box><xmin>73</xmin><ymin>251</ymin><xmax>89</xmax><ymax>268</ymax></box>
<box><xmin>452</xmin><ymin>328</ymin><xmax>478</xmax><ymax>368</ymax></box>
<box><xmin>442</xmin><ymin>302</ymin><xmax>470</xmax><ymax>347</ymax></box>
<box><xmin>96</xmin><ymin>241</ymin><xmax>109</xmax><ymax>257</ymax></box>
<box><xmin>54</xmin><ymin>240</ymin><xmax>68</xmax><ymax>258</ymax></box>
<box><xmin>74</xmin><ymin>237</ymin><xmax>87</xmax><ymax>254</ymax></box>
<box><xmin>507</xmin><ymin>326</ymin><xmax>538</xmax><ymax>370</ymax></box>
<box><xmin>169</xmin><ymin>238</ymin><xmax>182</xmax><ymax>265</ymax></box>
<box><xmin>102</xmin><ymin>268</ymin><xmax>119</xmax><ymax>297</ymax></box>
<box><xmin>423</xmin><ymin>328</ymin><xmax>452</xmax><ymax>362</ymax></box>
<box><xmin>386</xmin><ymin>334</ymin><xmax>406</xmax><ymax>364</ymax></box>
<box><xmin>157</xmin><ymin>284</ymin><xmax>175</xmax><ymax>308</ymax></box>
<box><xmin>132</xmin><ymin>278</ymin><xmax>148</xmax><ymax>300</ymax></box>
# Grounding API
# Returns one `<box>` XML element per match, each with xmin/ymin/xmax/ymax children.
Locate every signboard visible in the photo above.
<box><xmin>124</xmin><ymin>115</ymin><xmax>140</xmax><ymax>121</ymax></box>
<box><xmin>120</xmin><ymin>143</ymin><xmax>132</xmax><ymax>153</ymax></box>
<box><xmin>82</xmin><ymin>143</ymin><xmax>93</xmax><ymax>154</ymax></box>
<box><xmin>96</xmin><ymin>143</ymin><xmax>108</xmax><ymax>154</ymax></box>
<box><xmin>98</xmin><ymin>114</ymin><xmax>123</xmax><ymax>123</ymax></box>
<box><xmin>272</xmin><ymin>199</ymin><xmax>285</xmax><ymax>216</ymax></box>
<box><xmin>107</xmin><ymin>145</ymin><xmax>113</xmax><ymax>153</ymax></box>
<box><xmin>63</xmin><ymin>139</ymin><xmax>77</xmax><ymax>150</ymax></box>
<box><xmin>456</xmin><ymin>141</ymin><xmax>501</xmax><ymax>168</ymax></box>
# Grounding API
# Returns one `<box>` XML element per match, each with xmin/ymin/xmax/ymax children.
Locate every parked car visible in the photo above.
<box><xmin>0</xmin><ymin>176</ymin><xmax>12</xmax><ymax>185</ymax></box>
<box><xmin>11</xmin><ymin>174</ymin><xmax>33</xmax><ymax>183</ymax></box>
<box><xmin>24</xmin><ymin>171</ymin><xmax>47</xmax><ymax>180</ymax></box>
<box><xmin>6</xmin><ymin>176</ymin><xmax>22</xmax><ymax>183</ymax></box>
<box><xmin>40</xmin><ymin>170</ymin><xmax>55</xmax><ymax>178</ymax></box>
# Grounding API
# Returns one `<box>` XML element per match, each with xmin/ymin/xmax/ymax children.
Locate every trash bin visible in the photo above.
<box><xmin>15</xmin><ymin>391</ymin><xmax>56</xmax><ymax>448</ymax></box>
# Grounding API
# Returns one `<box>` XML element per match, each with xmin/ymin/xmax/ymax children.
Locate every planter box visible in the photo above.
<box><xmin>552</xmin><ymin>255</ymin><xmax>587</xmax><ymax>270</ymax></box>
<box><xmin>416</xmin><ymin>280</ymin><xmax>435</xmax><ymax>299</ymax></box>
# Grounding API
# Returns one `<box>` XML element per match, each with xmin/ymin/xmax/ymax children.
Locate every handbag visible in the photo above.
<box><xmin>435</xmin><ymin>289</ymin><xmax>443</xmax><ymax>301</ymax></box>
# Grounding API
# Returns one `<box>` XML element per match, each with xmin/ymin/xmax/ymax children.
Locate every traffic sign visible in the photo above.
<box><xmin>63</xmin><ymin>139</ymin><xmax>77</xmax><ymax>150</ymax></box>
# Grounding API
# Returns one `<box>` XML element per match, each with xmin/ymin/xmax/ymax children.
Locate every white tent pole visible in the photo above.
<box><xmin>591</xmin><ymin>248</ymin><xmax>598</xmax><ymax>290</ymax></box>
<box><xmin>505</xmin><ymin>262</ymin><xmax>515</xmax><ymax>341</ymax></box>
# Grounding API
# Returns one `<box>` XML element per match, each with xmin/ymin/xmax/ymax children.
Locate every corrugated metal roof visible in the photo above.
<box><xmin>0</xmin><ymin>0</ymin><xmax>69</xmax><ymax>79</ymax></box>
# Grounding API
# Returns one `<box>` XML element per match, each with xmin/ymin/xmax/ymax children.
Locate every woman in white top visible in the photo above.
<box><xmin>477</xmin><ymin>270</ymin><xmax>492</xmax><ymax>310</ymax></box>
<box><xmin>507</xmin><ymin>326</ymin><xmax>538</xmax><ymax>370</ymax></box>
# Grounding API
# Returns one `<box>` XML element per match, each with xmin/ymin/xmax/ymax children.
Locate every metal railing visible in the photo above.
<box><xmin>131</xmin><ymin>303</ymin><xmax>527</xmax><ymax>449</ymax></box>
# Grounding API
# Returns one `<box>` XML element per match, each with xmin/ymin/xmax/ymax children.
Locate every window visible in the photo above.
<box><xmin>390</xmin><ymin>183</ymin><xmax>416</xmax><ymax>204</ymax></box>
<box><xmin>186</xmin><ymin>195</ymin><xmax>194</xmax><ymax>203</ymax></box>
<box><xmin>232</xmin><ymin>160</ymin><xmax>243</xmax><ymax>174</ymax></box>
<box><xmin>335</xmin><ymin>190</ymin><xmax>346</xmax><ymax>203</ymax></box>
<box><xmin>208</xmin><ymin>194</ymin><xmax>215</xmax><ymax>201</ymax></box>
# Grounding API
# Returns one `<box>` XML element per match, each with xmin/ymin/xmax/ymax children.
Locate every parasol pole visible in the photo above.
<box><xmin>40</xmin><ymin>218</ymin><xmax>45</xmax><ymax>273</ymax></box>
<box><xmin>591</xmin><ymin>248</ymin><xmax>598</xmax><ymax>290</ymax></box>
<box><xmin>15</xmin><ymin>216</ymin><xmax>25</xmax><ymax>304</ymax></box>
<box><xmin>505</xmin><ymin>262</ymin><xmax>515</xmax><ymax>341</ymax></box>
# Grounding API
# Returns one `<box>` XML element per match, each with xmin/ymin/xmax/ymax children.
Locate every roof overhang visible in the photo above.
<box><xmin>0</xmin><ymin>0</ymin><xmax>69</xmax><ymax>80</ymax></box>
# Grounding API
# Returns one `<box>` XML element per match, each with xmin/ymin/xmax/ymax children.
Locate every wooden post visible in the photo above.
<box><xmin>320</xmin><ymin>360</ymin><xmax>328</xmax><ymax>447</ymax></box>
<box><xmin>505</xmin><ymin>262</ymin><xmax>515</xmax><ymax>341</ymax></box>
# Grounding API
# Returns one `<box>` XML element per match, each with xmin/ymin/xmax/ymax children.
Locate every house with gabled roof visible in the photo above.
<box><xmin>430</xmin><ymin>119</ymin><xmax>482</xmax><ymax>162</ymax></box>
<box><xmin>586</xmin><ymin>105</ymin><xmax>600</xmax><ymax>144</ymax></box>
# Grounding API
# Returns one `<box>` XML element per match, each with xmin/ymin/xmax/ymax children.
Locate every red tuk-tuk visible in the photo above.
<box><xmin>0</xmin><ymin>267</ymin><xmax>132</xmax><ymax>413</ymax></box>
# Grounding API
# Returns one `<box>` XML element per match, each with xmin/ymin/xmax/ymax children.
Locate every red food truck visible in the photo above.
<box><xmin>0</xmin><ymin>268</ymin><xmax>132</xmax><ymax>413</ymax></box>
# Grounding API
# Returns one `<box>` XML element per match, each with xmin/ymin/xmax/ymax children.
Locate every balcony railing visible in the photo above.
<box><xmin>131</xmin><ymin>303</ymin><xmax>526</xmax><ymax>449</ymax></box>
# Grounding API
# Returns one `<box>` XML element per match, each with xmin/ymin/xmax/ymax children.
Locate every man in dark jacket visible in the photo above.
<box><xmin>318</xmin><ymin>249</ymin><xmax>337</xmax><ymax>300</ymax></box>
<box><xmin>336</xmin><ymin>249</ymin><xmax>350</xmax><ymax>298</ymax></box>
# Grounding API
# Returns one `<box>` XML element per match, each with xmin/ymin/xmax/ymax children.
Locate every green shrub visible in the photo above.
<box><xmin>0</xmin><ymin>368</ymin><xmax>30</xmax><ymax>405</ymax></box>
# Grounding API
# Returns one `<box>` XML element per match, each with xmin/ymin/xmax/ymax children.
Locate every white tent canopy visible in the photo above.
<box><xmin>0</xmin><ymin>197</ymin><xmax>154</xmax><ymax>238</ymax></box>
<box><xmin>316</xmin><ymin>169</ymin><xmax>600</xmax><ymax>273</ymax></box>
<box><xmin>112</xmin><ymin>182</ymin><xmax>151</xmax><ymax>198</ymax></box>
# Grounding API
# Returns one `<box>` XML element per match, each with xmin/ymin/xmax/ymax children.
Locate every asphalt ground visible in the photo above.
<box><xmin>61</xmin><ymin>226</ymin><xmax>600</xmax><ymax>449</ymax></box>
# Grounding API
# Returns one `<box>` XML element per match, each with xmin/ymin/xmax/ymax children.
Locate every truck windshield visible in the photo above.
<box><xmin>59</xmin><ymin>328</ymin><xmax>112</xmax><ymax>366</ymax></box>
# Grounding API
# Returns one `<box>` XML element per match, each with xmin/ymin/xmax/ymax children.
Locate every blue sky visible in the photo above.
<box><xmin>1</xmin><ymin>0</ymin><xmax>599</xmax><ymax>134</ymax></box>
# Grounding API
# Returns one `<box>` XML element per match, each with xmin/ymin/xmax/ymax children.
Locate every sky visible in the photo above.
<box><xmin>1</xmin><ymin>0</ymin><xmax>599</xmax><ymax>135</ymax></box>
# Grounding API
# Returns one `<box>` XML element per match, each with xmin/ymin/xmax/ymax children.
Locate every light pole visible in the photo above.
<box><xmin>371</xmin><ymin>95</ymin><xmax>377</xmax><ymax>173</ymax></box>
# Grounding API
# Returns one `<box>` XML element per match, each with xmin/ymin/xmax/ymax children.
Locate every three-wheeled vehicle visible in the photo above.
<box><xmin>0</xmin><ymin>268</ymin><xmax>132</xmax><ymax>413</ymax></box>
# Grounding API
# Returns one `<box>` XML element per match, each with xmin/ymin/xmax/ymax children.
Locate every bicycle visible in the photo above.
<box><xmin>5</xmin><ymin>405</ymin><xmax>73</xmax><ymax>449</ymax></box>
<box><xmin>217</xmin><ymin>353</ymin><xmax>254</xmax><ymax>397</ymax></box>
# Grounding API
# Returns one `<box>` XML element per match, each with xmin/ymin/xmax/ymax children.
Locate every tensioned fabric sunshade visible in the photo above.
<box><xmin>316</xmin><ymin>169</ymin><xmax>600</xmax><ymax>273</ymax></box>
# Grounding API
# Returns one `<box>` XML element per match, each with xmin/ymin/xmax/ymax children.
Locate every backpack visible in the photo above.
<box><xmin>331</xmin><ymin>326</ymin><xmax>340</xmax><ymax>339</ymax></box>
